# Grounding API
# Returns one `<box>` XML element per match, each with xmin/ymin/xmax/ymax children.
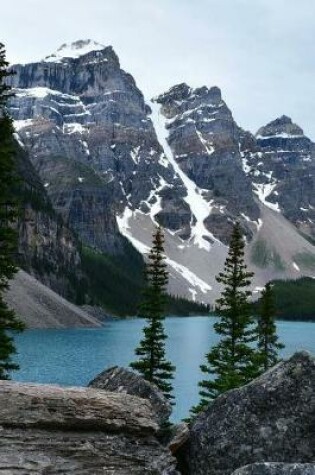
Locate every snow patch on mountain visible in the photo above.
<box><xmin>166</xmin><ymin>258</ymin><xmax>212</xmax><ymax>294</ymax></box>
<box><xmin>256</xmin><ymin>133</ymin><xmax>304</xmax><ymax>140</ymax></box>
<box><xmin>253</xmin><ymin>182</ymin><xmax>280</xmax><ymax>212</ymax></box>
<box><xmin>44</xmin><ymin>40</ymin><xmax>106</xmax><ymax>62</ymax></box>
<box><xmin>150</xmin><ymin>100</ymin><xmax>219</xmax><ymax>251</ymax></box>
<box><xmin>117</xmin><ymin>207</ymin><xmax>212</xmax><ymax>294</ymax></box>
<box><xmin>117</xmin><ymin>208</ymin><xmax>149</xmax><ymax>254</ymax></box>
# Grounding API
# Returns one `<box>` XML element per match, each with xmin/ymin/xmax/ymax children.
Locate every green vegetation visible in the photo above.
<box><xmin>166</xmin><ymin>295</ymin><xmax>210</xmax><ymax>316</ymax></box>
<box><xmin>193</xmin><ymin>223</ymin><xmax>260</xmax><ymax>414</ymax></box>
<box><xmin>0</xmin><ymin>43</ymin><xmax>25</xmax><ymax>379</ymax></box>
<box><xmin>257</xmin><ymin>283</ymin><xmax>284</xmax><ymax>371</ymax></box>
<box><xmin>254</xmin><ymin>277</ymin><xmax>315</xmax><ymax>321</ymax></box>
<box><xmin>251</xmin><ymin>238</ymin><xmax>285</xmax><ymax>271</ymax></box>
<box><xmin>81</xmin><ymin>239</ymin><xmax>145</xmax><ymax>316</ymax></box>
<box><xmin>130</xmin><ymin>227</ymin><xmax>175</xmax><ymax>401</ymax></box>
<box><xmin>81</xmin><ymin>242</ymin><xmax>210</xmax><ymax>317</ymax></box>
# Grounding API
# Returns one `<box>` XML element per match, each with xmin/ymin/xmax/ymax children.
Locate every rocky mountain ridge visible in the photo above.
<box><xmin>8</xmin><ymin>40</ymin><xmax>315</xmax><ymax>304</ymax></box>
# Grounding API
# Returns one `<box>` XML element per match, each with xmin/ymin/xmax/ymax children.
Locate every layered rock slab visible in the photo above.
<box><xmin>181</xmin><ymin>351</ymin><xmax>315</xmax><ymax>475</ymax></box>
<box><xmin>0</xmin><ymin>381</ymin><xmax>178</xmax><ymax>474</ymax></box>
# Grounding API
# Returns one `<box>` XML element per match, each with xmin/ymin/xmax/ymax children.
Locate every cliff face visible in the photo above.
<box><xmin>14</xmin><ymin>143</ymin><xmax>84</xmax><ymax>302</ymax></box>
<box><xmin>255</xmin><ymin>116</ymin><xmax>315</xmax><ymax>240</ymax></box>
<box><xmin>155</xmin><ymin>84</ymin><xmax>260</xmax><ymax>243</ymax></box>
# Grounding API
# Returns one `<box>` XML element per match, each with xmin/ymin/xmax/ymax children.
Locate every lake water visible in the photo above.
<box><xmin>12</xmin><ymin>317</ymin><xmax>315</xmax><ymax>421</ymax></box>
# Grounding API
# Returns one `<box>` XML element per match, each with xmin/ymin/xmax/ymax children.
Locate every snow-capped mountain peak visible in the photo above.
<box><xmin>43</xmin><ymin>39</ymin><xmax>106</xmax><ymax>62</ymax></box>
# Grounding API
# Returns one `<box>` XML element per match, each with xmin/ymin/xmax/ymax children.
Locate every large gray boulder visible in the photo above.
<box><xmin>0</xmin><ymin>380</ymin><xmax>178</xmax><ymax>474</ymax></box>
<box><xmin>181</xmin><ymin>351</ymin><xmax>315</xmax><ymax>475</ymax></box>
<box><xmin>89</xmin><ymin>366</ymin><xmax>172</xmax><ymax>425</ymax></box>
<box><xmin>232</xmin><ymin>464</ymin><xmax>315</xmax><ymax>475</ymax></box>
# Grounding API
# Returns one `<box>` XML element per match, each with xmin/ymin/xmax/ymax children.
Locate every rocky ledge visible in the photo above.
<box><xmin>0</xmin><ymin>380</ymin><xmax>178</xmax><ymax>474</ymax></box>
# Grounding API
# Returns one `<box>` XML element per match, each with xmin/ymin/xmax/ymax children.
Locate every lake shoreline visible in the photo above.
<box><xmin>11</xmin><ymin>317</ymin><xmax>315</xmax><ymax>422</ymax></box>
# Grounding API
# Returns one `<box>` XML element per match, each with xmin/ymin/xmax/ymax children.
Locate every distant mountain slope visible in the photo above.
<box><xmin>242</xmin><ymin>115</ymin><xmax>315</xmax><ymax>240</ymax></box>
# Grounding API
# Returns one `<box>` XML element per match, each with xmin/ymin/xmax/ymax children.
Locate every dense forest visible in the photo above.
<box><xmin>81</xmin><ymin>245</ymin><xmax>210</xmax><ymax>317</ymax></box>
<box><xmin>253</xmin><ymin>278</ymin><xmax>315</xmax><ymax>321</ymax></box>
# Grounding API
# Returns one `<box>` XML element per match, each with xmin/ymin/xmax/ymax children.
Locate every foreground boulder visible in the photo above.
<box><xmin>232</xmin><ymin>464</ymin><xmax>315</xmax><ymax>475</ymax></box>
<box><xmin>181</xmin><ymin>351</ymin><xmax>315</xmax><ymax>475</ymax></box>
<box><xmin>0</xmin><ymin>381</ymin><xmax>178</xmax><ymax>474</ymax></box>
<box><xmin>89</xmin><ymin>366</ymin><xmax>172</xmax><ymax>425</ymax></box>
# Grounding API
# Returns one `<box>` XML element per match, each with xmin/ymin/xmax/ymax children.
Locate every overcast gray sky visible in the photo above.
<box><xmin>3</xmin><ymin>0</ymin><xmax>315</xmax><ymax>138</ymax></box>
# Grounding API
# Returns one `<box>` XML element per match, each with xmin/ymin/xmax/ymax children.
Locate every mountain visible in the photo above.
<box><xmin>8</xmin><ymin>40</ymin><xmax>315</xmax><ymax>305</ymax></box>
<box><xmin>8</xmin><ymin>40</ymin><xmax>187</xmax><ymax>255</ymax></box>
<box><xmin>244</xmin><ymin>115</ymin><xmax>315</xmax><ymax>241</ymax></box>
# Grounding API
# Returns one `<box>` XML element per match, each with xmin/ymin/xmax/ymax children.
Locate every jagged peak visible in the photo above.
<box><xmin>155</xmin><ymin>83</ymin><xmax>222</xmax><ymax>106</ymax></box>
<box><xmin>154</xmin><ymin>83</ymin><xmax>192</xmax><ymax>104</ymax></box>
<box><xmin>43</xmin><ymin>39</ymin><xmax>114</xmax><ymax>63</ymax></box>
<box><xmin>256</xmin><ymin>115</ymin><xmax>305</xmax><ymax>139</ymax></box>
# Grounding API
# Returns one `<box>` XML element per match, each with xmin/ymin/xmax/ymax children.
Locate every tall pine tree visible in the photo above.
<box><xmin>130</xmin><ymin>227</ymin><xmax>175</xmax><ymax>401</ymax></box>
<box><xmin>0</xmin><ymin>42</ymin><xmax>24</xmax><ymax>379</ymax></box>
<box><xmin>193</xmin><ymin>222</ymin><xmax>259</xmax><ymax>413</ymax></box>
<box><xmin>257</xmin><ymin>282</ymin><xmax>284</xmax><ymax>372</ymax></box>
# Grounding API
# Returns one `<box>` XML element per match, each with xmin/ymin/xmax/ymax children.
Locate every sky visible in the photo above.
<box><xmin>3</xmin><ymin>0</ymin><xmax>315</xmax><ymax>139</ymax></box>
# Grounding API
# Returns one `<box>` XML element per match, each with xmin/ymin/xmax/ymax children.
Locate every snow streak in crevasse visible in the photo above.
<box><xmin>149</xmin><ymin>100</ymin><xmax>219</xmax><ymax>251</ymax></box>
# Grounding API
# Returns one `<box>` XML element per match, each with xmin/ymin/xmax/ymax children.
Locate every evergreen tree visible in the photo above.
<box><xmin>257</xmin><ymin>282</ymin><xmax>284</xmax><ymax>372</ymax></box>
<box><xmin>130</xmin><ymin>227</ymin><xmax>175</xmax><ymax>401</ymax></box>
<box><xmin>0</xmin><ymin>42</ymin><xmax>24</xmax><ymax>379</ymax></box>
<box><xmin>193</xmin><ymin>222</ymin><xmax>259</xmax><ymax>414</ymax></box>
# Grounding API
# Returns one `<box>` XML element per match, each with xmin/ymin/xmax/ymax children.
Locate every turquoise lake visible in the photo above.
<box><xmin>12</xmin><ymin>317</ymin><xmax>315</xmax><ymax>421</ymax></box>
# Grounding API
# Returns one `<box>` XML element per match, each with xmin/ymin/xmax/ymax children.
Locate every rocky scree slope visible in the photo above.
<box><xmin>8</xmin><ymin>40</ymin><xmax>315</xmax><ymax>304</ymax></box>
<box><xmin>5</xmin><ymin>270</ymin><xmax>102</xmax><ymax>328</ymax></box>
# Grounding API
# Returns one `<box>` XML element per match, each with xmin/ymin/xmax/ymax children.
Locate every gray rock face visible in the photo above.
<box><xmin>232</xmin><ymin>464</ymin><xmax>315</xmax><ymax>475</ymax></box>
<box><xmin>181</xmin><ymin>351</ymin><xmax>315</xmax><ymax>475</ymax></box>
<box><xmin>8</xmin><ymin>40</ymin><xmax>188</xmax><ymax>254</ymax></box>
<box><xmin>15</xmin><ymin>143</ymin><xmax>83</xmax><ymax>301</ymax></box>
<box><xmin>155</xmin><ymin>83</ymin><xmax>260</xmax><ymax>243</ymax></box>
<box><xmin>0</xmin><ymin>380</ymin><xmax>178</xmax><ymax>474</ymax></box>
<box><xmin>89</xmin><ymin>366</ymin><xmax>172</xmax><ymax>425</ymax></box>
<box><xmin>242</xmin><ymin>115</ymin><xmax>315</xmax><ymax>240</ymax></box>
